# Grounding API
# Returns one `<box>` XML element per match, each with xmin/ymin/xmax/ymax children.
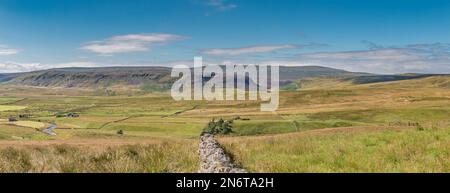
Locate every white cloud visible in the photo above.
<box><xmin>201</xmin><ymin>44</ymin><xmax>298</xmax><ymax>56</ymax></box>
<box><xmin>302</xmin><ymin>49</ymin><xmax>422</xmax><ymax>61</ymax></box>
<box><xmin>203</xmin><ymin>0</ymin><xmax>237</xmax><ymax>11</ymax></box>
<box><xmin>50</xmin><ymin>62</ymin><xmax>100</xmax><ymax>68</ymax></box>
<box><xmin>0</xmin><ymin>62</ymin><xmax>41</xmax><ymax>73</ymax></box>
<box><xmin>81</xmin><ymin>33</ymin><xmax>184</xmax><ymax>55</ymax></box>
<box><xmin>0</xmin><ymin>45</ymin><xmax>19</xmax><ymax>56</ymax></box>
<box><xmin>0</xmin><ymin>61</ymin><xmax>100</xmax><ymax>73</ymax></box>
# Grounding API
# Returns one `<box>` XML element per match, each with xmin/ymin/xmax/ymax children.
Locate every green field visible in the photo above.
<box><xmin>0</xmin><ymin>76</ymin><xmax>449</xmax><ymax>172</ymax></box>
<box><xmin>0</xmin><ymin>105</ymin><xmax>27</xmax><ymax>111</ymax></box>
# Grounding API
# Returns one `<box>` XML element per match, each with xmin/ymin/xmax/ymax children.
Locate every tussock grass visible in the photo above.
<box><xmin>219</xmin><ymin>126</ymin><xmax>450</xmax><ymax>172</ymax></box>
<box><xmin>0</xmin><ymin>140</ymin><xmax>198</xmax><ymax>173</ymax></box>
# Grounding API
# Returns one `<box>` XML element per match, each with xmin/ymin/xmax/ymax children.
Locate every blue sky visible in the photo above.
<box><xmin>1</xmin><ymin>0</ymin><xmax>450</xmax><ymax>74</ymax></box>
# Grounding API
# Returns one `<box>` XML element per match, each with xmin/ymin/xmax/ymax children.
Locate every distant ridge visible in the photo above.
<box><xmin>345</xmin><ymin>74</ymin><xmax>450</xmax><ymax>84</ymax></box>
<box><xmin>1</xmin><ymin>65</ymin><xmax>445</xmax><ymax>89</ymax></box>
<box><xmin>278</xmin><ymin>66</ymin><xmax>370</xmax><ymax>80</ymax></box>
<box><xmin>0</xmin><ymin>73</ymin><xmax>24</xmax><ymax>83</ymax></box>
<box><xmin>0</xmin><ymin>66</ymin><xmax>368</xmax><ymax>88</ymax></box>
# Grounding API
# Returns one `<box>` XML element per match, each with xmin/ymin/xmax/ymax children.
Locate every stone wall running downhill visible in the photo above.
<box><xmin>198</xmin><ymin>133</ymin><xmax>247</xmax><ymax>173</ymax></box>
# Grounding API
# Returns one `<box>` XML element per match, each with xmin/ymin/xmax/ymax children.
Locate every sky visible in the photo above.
<box><xmin>1</xmin><ymin>0</ymin><xmax>450</xmax><ymax>74</ymax></box>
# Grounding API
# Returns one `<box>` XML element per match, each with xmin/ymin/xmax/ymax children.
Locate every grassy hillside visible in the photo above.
<box><xmin>8</xmin><ymin>67</ymin><xmax>174</xmax><ymax>89</ymax></box>
<box><xmin>0</xmin><ymin>75</ymin><xmax>448</xmax><ymax>172</ymax></box>
<box><xmin>215</xmin><ymin>76</ymin><xmax>450</xmax><ymax>172</ymax></box>
<box><xmin>219</xmin><ymin>125</ymin><xmax>450</xmax><ymax>172</ymax></box>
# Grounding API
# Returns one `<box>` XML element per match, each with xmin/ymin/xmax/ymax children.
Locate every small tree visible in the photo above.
<box><xmin>203</xmin><ymin>118</ymin><xmax>234</xmax><ymax>135</ymax></box>
<box><xmin>221</xmin><ymin>121</ymin><xmax>233</xmax><ymax>134</ymax></box>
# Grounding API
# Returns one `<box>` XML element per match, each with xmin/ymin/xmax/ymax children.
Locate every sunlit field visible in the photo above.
<box><xmin>0</xmin><ymin>75</ymin><xmax>449</xmax><ymax>172</ymax></box>
<box><xmin>219</xmin><ymin>126</ymin><xmax>450</xmax><ymax>172</ymax></box>
<box><xmin>0</xmin><ymin>140</ymin><xmax>198</xmax><ymax>173</ymax></box>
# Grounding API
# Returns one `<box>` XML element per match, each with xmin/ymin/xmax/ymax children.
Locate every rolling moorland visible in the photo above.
<box><xmin>0</xmin><ymin>66</ymin><xmax>449</xmax><ymax>172</ymax></box>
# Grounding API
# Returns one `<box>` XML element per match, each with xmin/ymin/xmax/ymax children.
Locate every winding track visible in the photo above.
<box><xmin>43</xmin><ymin>123</ymin><xmax>57</xmax><ymax>136</ymax></box>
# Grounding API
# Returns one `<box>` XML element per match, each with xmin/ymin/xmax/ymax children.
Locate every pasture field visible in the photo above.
<box><xmin>10</xmin><ymin>121</ymin><xmax>46</xmax><ymax>129</ymax></box>
<box><xmin>0</xmin><ymin>105</ymin><xmax>26</xmax><ymax>111</ymax></box>
<box><xmin>219</xmin><ymin>125</ymin><xmax>450</xmax><ymax>172</ymax></box>
<box><xmin>0</xmin><ymin>76</ymin><xmax>448</xmax><ymax>172</ymax></box>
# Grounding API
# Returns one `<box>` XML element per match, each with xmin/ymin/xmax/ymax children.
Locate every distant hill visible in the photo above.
<box><xmin>0</xmin><ymin>66</ymin><xmax>369</xmax><ymax>89</ymax></box>
<box><xmin>0</xmin><ymin>73</ymin><xmax>23</xmax><ymax>83</ymax></box>
<box><xmin>3</xmin><ymin>65</ymin><xmax>446</xmax><ymax>91</ymax></box>
<box><xmin>5</xmin><ymin>67</ymin><xmax>174</xmax><ymax>88</ymax></box>
<box><xmin>279</xmin><ymin>66</ymin><xmax>370</xmax><ymax>80</ymax></box>
<box><xmin>344</xmin><ymin>74</ymin><xmax>438</xmax><ymax>84</ymax></box>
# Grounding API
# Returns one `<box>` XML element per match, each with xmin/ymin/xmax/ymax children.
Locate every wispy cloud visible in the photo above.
<box><xmin>202</xmin><ymin>0</ymin><xmax>237</xmax><ymax>11</ymax></box>
<box><xmin>0</xmin><ymin>61</ymin><xmax>99</xmax><ymax>73</ymax></box>
<box><xmin>0</xmin><ymin>45</ymin><xmax>19</xmax><ymax>56</ymax></box>
<box><xmin>361</xmin><ymin>40</ymin><xmax>384</xmax><ymax>50</ymax></box>
<box><xmin>81</xmin><ymin>33</ymin><xmax>185</xmax><ymax>55</ymax></box>
<box><xmin>201</xmin><ymin>44</ymin><xmax>300</xmax><ymax>56</ymax></box>
<box><xmin>50</xmin><ymin>62</ymin><xmax>100</xmax><ymax>68</ymax></box>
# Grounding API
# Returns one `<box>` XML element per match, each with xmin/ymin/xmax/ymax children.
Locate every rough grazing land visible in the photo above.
<box><xmin>0</xmin><ymin>75</ymin><xmax>449</xmax><ymax>172</ymax></box>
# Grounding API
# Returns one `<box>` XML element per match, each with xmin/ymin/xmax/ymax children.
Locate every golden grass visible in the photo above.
<box><xmin>10</xmin><ymin>121</ymin><xmax>46</xmax><ymax>129</ymax></box>
<box><xmin>0</xmin><ymin>105</ymin><xmax>27</xmax><ymax>111</ymax></box>
<box><xmin>219</xmin><ymin>125</ymin><xmax>450</xmax><ymax>172</ymax></box>
<box><xmin>0</xmin><ymin>138</ymin><xmax>199</xmax><ymax>173</ymax></box>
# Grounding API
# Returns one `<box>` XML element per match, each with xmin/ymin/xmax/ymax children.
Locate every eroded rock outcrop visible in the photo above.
<box><xmin>198</xmin><ymin>133</ymin><xmax>246</xmax><ymax>173</ymax></box>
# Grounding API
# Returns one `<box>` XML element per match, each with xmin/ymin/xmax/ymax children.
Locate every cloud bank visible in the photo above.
<box><xmin>255</xmin><ymin>43</ymin><xmax>450</xmax><ymax>74</ymax></box>
<box><xmin>196</xmin><ymin>42</ymin><xmax>450</xmax><ymax>74</ymax></box>
<box><xmin>0</xmin><ymin>61</ymin><xmax>99</xmax><ymax>73</ymax></box>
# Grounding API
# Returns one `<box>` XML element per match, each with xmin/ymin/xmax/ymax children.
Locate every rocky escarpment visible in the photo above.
<box><xmin>9</xmin><ymin>67</ymin><xmax>174</xmax><ymax>88</ymax></box>
<box><xmin>0</xmin><ymin>65</ymin><xmax>370</xmax><ymax>87</ymax></box>
<box><xmin>198</xmin><ymin>133</ymin><xmax>246</xmax><ymax>173</ymax></box>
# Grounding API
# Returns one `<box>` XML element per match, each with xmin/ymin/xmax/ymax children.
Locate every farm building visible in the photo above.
<box><xmin>66</xmin><ymin>113</ymin><xmax>80</xmax><ymax>118</ymax></box>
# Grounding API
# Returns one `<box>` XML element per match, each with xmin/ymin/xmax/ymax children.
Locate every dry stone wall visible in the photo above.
<box><xmin>198</xmin><ymin>133</ymin><xmax>246</xmax><ymax>173</ymax></box>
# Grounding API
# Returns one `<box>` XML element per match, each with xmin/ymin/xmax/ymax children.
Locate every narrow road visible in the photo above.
<box><xmin>43</xmin><ymin>123</ymin><xmax>57</xmax><ymax>136</ymax></box>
